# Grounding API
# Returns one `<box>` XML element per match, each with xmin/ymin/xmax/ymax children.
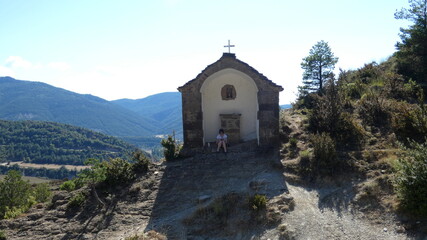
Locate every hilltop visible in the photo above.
<box><xmin>0</xmin><ymin>119</ymin><xmax>417</xmax><ymax>239</ymax></box>
<box><xmin>0</xmin><ymin>119</ymin><xmax>137</xmax><ymax>166</ymax></box>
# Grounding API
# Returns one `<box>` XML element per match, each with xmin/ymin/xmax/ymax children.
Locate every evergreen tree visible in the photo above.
<box><xmin>395</xmin><ymin>0</ymin><xmax>427</xmax><ymax>90</ymax></box>
<box><xmin>0</xmin><ymin>170</ymin><xmax>32</xmax><ymax>218</ymax></box>
<box><xmin>300</xmin><ymin>40</ymin><xmax>338</xmax><ymax>95</ymax></box>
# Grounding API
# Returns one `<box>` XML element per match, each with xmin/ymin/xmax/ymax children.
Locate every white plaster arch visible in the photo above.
<box><xmin>200</xmin><ymin>68</ymin><xmax>259</xmax><ymax>144</ymax></box>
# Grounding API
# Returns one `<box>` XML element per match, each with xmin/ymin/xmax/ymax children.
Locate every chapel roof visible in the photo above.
<box><xmin>178</xmin><ymin>53</ymin><xmax>283</xmax><ymax>92</ymax></box>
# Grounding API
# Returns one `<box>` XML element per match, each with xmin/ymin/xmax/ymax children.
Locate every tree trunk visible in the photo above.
<box><xmin>90</xmin><ymin>184</ymin><xmax>105</xmax><ymax>207</ymax></box>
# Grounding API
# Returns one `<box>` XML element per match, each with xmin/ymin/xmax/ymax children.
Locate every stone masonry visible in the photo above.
<box><xmin>178</xmin><ymin>53</ymin><xmax>283</xmax><ymax>154</ymax></box>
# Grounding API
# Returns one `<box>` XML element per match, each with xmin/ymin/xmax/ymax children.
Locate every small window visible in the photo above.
<box><xmin>221</xmin><ymin>84</ymin><xmax>236</xmax><ymax>100</ymax></box>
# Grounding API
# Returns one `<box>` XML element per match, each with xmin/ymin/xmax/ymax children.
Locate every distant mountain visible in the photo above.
<box><xmin>112</xmin><ymin>92</ymin><xmax>183</xmax><ymax>136</ymax></box>
<box><xmin>0</xmin><ymin>77</ymin><xmax>159</xmax><ymax>137</ymax></box>
<box><xmin>0</xmin><ymin>119</ymin><xmax>138</xmax><ymax>165</ymax></box>
<box><xmin>280</xmin><ymin>104</ymin><xmax>292</xmax><ymax>109</ymax></box>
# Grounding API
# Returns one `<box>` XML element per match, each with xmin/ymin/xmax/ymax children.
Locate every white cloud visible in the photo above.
<box><xmin>5</xmin><ymin>56</ymin><xmax>33</xmax><ymax>69</ymax></box>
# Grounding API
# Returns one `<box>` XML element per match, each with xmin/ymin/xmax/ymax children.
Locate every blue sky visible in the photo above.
<box><xmin>0</xmin><ymin>0</ymin><xmax>410</xmax><ymax>104</ymax></box>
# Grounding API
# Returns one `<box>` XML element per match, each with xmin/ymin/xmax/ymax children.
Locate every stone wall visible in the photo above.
<box><xmin>179</xmin><ymin>53</ymin><xmax>283</xmax><ymax>154</ymax></box>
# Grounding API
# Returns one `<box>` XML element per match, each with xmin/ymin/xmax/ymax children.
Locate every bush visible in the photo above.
<box><xmin>132</xmin><ymin>150</ymin><xmax>150</xmax><ymax>173</ymax></box>
<box><xmin>33</xmin><ymin>183</ymin><xmax>52</xmax><ymax>203</ymax></box>
<box><xmin>289</xmin><ymin>138</ymin><xmax>297</xmax><ymax>149</ymax></box>
<box><xmin>60</xmin><ymin>180</ymin><xmax>76</xmax><ymax>192</ymax></box>
<box><xmin>0</xmin><ymin>170</ymin><xmax>33</xmax><ymax>219</ymax></box>
<box><xmin>392</xmin><ymin>103</ymin><xmax>427</xmax><ymax>144</ymax></box>
<box><xmin>161</xmin><ymin>135</ymin><xmax>182</xmax><ymax>161</ymax></box>
<box><xmin>311</xmin><ymin>133</ymin><xmax>338</xmax><ymax>175</ymax></box>
<box><xmin>0</xmin><ymin>230</ymin><xmax>6</xmax><ymax>240</ymax></box>
<box><xmin>357</xmin><ymin>91</ymin><xmax>391</xmax><ymax>127</ymax></box>
<box><xmin>394</xmin><ymin>140</ymin><xmax>427</xmax><ymax>217</ymax></box>
<box><xmin>299</xmin><ymin>150</ymin><xmax>312</xmax><ymax>175</ymax></box>
<box><xmin>308</xmin><ymin>79</ymin><xmax>342</xmax><ymax>133</ymax></box>
<box><xmin>4</xmin><ymin>205</ymin><xmax>33</xmax><ymax>219</ymax></box>
<box><xmin>249</xmin><ymin>194</ymin><xmax>267</xmax><ymax>211</ymax></box>
<box><xmin>67</xmin><ymin>192</ymin><xmax>86</xmax><ymax>209</ymax></box>
<box><xmin>104</xmin><ymin>158</ymin><xmax>135</xmax><ymax>185</ymax></box>
<box><xmin>335</xmin><ymin>112</ymin><xmax>365</xmax><ymax>149</ymax></box>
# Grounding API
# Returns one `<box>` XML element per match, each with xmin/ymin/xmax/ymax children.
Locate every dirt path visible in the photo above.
<box><xmin>283</xmin><ymin>184</ymin><xmax>409</xmax><ymax>240</ymax></box>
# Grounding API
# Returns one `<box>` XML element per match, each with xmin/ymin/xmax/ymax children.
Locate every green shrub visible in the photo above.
<box><xmin>299</xmin><ymin>150</ymin><xmax>312</xmax><ymax>175</ymax></box>
<box><xmin>67</xmin><ymin>192</ymin><xmax>86</xmax><ymax>209</ymax></box>
<box><xmin>294</xmin><ymin>92</ymin><xmax>318</xmax><ymax>110</ymax></box>
<box><xmin>132</xmin><ymin>150</ymin><xmax>150</xmax><ymax>173</ymax></box>
<box><xmin>161</xmin><ymin>135</ymin><xmax>182</xmax><ymax>161</ymax></box>
<box><xmin>0</xmin><ymin>230</ymin><xmax>6</xmax><ymax>240</ymax></box>
<box><xmin>4</xmin><ymin>204</ymin><xmax>33</xmax><ymax>219</ymax></box>
<box><xmin>394</xmin><ymin>140</ymin><xmax>427</xmax><ymax>217</ymax></box>
<box><xmin>357</xmin><ymin>91</ymin><xmax>391</xmax><ymax>127</ymax></box>
<box><xmin>335</xmin><ymin>112</ymin><xmax>365</xmax><ymax>149</ymax></box>
<box><xmin>60</xmin><ymin>180</ymin><xmax>76</xmax><ymax>192</ymax></box>
<box><xmin>104</xmin><ymin>158</ymin><xmax>135</xmax><ymax>185</ymax></box>
<box><xmin>250</xmin><ymin>194</ymin><xmax>267</xmax><ymax>211</ymax></box>
<box><xmin>33</xmin><ymin>183</ymin><xmax>52</xmax><ymax>203</ymax></box>
<box><xmin>392</xmin><ymin>103</ymin><xmax>427</xmax><ymax>144</ymax></box>
<box><xmin>341</xmin><ymin>80</ymin><xmax>365</xmax><ymax>100</ymax></box>
<box><xmin>311</xmin><ymin>133</ymin><xmax>338</xmax><ymax>175</ymax></box>
<box><xmin>0</xmin><ymin>170</ymin><xmax>34</xmax><ymax>219</ymax></box>
<box><xmin>289</xmin><ymin>138</ymin><xmax>297</xmax><ymax>149</ymax></box>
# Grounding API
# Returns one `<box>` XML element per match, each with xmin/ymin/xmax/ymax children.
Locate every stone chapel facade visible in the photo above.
<box><xmin>178</xmin><ymin>53</ymin><xmax>283</xmax><ymax>153</ymax></box>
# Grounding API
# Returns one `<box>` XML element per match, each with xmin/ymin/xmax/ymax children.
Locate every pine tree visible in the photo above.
<box><xmin>395</xmin><ymin>0</ymin><xmax>427</xmax><ymax>90</ymax></box>
<box><xmin>300</xmin><ymin>40</ymin><xmax>338</xmax><ymax>95</ymax></box>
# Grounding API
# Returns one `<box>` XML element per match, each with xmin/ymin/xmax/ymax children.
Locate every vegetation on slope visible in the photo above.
<box><xmin>284</xmin><ymin>0</ymin><xmax>427</xmax><ymax>224</ymax></box>
<box><xmin>0</xmin><ymin>150</ymin><xmax>149</xmax><ymax>224</ymax></box>
<box><xmin>60</xmin><ymin>150</ymin><xmax>150</xmax><ymax>208</ymax></box>
<box><xmin>0</xmin><ymin>170</ymin><xmax>52</xmax><ymax>220</ymax></box>
<box><xmin>0</xmin><ymin>120</ymin><xmax>138</xmax><ymax>165</ymax></box>
<box><xmin>291</xmin><ymin>56</ymin><xmax>427</xmax><ymax>215</ymax></box>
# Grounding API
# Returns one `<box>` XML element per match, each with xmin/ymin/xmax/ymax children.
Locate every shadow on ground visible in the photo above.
<box><xmin>145</xmin><ymin>149</ymin><xmax>288</xmax><ymax>239</ymax></box>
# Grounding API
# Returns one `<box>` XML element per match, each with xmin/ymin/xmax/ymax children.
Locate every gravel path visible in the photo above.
<box><xmin>283</xmin><ymin>184</ymin><xmax>409</xmax><ymax>240</ymax></box>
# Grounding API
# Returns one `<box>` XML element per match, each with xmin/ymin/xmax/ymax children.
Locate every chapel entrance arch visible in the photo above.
<box><xmin>200</xmin><ymin>68</ymin><xmax>259</xmax><ymax>145</ymax></box>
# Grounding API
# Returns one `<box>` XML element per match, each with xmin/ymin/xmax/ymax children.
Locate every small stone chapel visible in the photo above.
<box><xmin>178</xmin><ymin>47</ymin><xmax>283</xmax><ymax>154</ymax></box>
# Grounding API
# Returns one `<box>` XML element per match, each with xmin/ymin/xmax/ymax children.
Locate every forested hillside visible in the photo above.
<box><xmin>0</xmin><ymin>77</ymin><xmax>160</xmax><ymax>137</ymax></box>
<box><xmin>112</xmin><ymin>92</ymin><xmax>183</xmax><ymax>137</ymax></box>
<box><xmin>0</xmin><ymin>120</ymin><xmax>138</xmax><ymax>165</ymax></box>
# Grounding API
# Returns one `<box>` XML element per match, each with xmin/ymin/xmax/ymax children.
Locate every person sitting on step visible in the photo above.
<box><xmin>216</xmin><ymin>129</ymin><xmax>228</xmax><ymax>153</ymax></box>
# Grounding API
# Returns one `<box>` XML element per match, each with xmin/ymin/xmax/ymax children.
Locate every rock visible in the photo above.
<box><xmin>396</xmin><ymin>225</ymin><xmax>405</xmax><ymax>233</ymax></box>
<box><xmin>383</xmin><ymin>227</ymin><xmax>387</xmax><ymax>232</ymax></box>
<box><xmin>197</xmin><ymin>195</ymin><xmax>211</xmax><ymax>203</ymax></box>
<box><xmin>249</xmin><ymin>178</ymin><xmax>269</xmax><ymax>191</ymax></box>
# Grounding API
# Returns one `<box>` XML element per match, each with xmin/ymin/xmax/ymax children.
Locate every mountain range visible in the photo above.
<box><xmin>0</xmin><ymin>77</ymin><xmax>184</xmax><ymax>144</ymax></box>
<box><xmin>0</xmin><ymin>77</ymin><xmax>290</xmax><ymax>146</ymax></box>
<box><xmin>112</xmin><ymin>92</ymin><xmax>182</xmax><ymax>136</ymax></box>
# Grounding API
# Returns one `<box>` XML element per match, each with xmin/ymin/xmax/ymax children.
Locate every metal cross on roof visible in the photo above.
<box><xmin>224</xmin><ymin>40</ymin><xmax>235</xmax><ymax>53</ymax></box>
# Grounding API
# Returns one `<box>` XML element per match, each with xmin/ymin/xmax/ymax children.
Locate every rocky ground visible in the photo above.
<box><xmin>1</xmin><ymin>110</ymin><xmax>425</xmax><ymax>239</ymax></box>
<box><xmin>0</xmin><ymin>150</ymin><xmax>292</xmax><ymax>240</ymax></box>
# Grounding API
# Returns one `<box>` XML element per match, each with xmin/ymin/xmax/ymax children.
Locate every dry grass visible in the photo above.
<box><xmin>9</xmin><ymin>161</ymin><xmax>89</xmax><ymax>171</ymax></box>
<box><xmin>0</xmin><ymin>174</ymin><xmax>51</xmax><ymax>184</ymax></box>
<box><xmin>125</xmin><ymin>230</ymin><xmax>167</xmax><ymax>240</ymax></box>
